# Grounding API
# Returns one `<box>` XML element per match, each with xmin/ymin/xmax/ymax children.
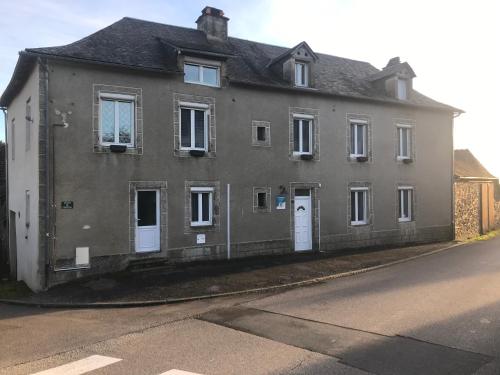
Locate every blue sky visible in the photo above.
<box><xmin>1</xmin><ymin>0</ymin><xmax>499</xmax><ymax>176</ymax></box>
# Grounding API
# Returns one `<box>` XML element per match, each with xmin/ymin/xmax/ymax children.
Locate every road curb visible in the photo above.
<box><xmin>0</xmin><ymin>242</ymin><xmax>466</xmax><ymax>309</ymax></box>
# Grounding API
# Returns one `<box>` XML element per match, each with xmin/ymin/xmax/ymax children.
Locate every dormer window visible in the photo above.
<box><xmin>396</xmin><ymin>78</ymin><xmax>408</xmax><ymax>100</ymax></box>
<box><xmin>184</xmin><ymin>62</ymin><xmax>220</xmax><ymax>87</ymax></box>
<box><xmin>295</xmin><ymin>62</ymin><xmax>308</xmax><ymax>87</ymax></box>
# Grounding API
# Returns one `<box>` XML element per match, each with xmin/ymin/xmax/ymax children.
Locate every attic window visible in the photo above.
<box><xmin>295</xmin><ymin>63</ymin><xmax>308</xmax><ymax>87</ymax></box>
<box><xmin>397</xmin><ymin>78</ymin><xmax>407</xmax><ymax>100</ymax></box>
<box><xmin>184</xmin><ymin>63</ymin><xmax>220</xmax><ymax>87</ymax></box>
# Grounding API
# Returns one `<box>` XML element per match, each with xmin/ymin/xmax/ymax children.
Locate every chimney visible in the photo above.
<box><xmin>196</xmin><ymin>6</ymin><xmax>229</xmax><ymax>41</ymax></box>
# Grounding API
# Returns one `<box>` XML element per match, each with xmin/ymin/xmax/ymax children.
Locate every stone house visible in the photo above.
<box><xmin>454</xmin><ymin>149</ymin><xmax>499</xmax><ymax>240</ymax></box>
<box><xmin>0</xmin><ymin>7</ymin><xmax>462</xmax><ymax>291</ymax></box>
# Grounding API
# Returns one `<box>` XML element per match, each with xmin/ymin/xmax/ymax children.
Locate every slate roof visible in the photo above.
<box><xmin>1</xmin><ymin>17</ymin><xmax>461</xmax><ymax>112</ymax></box>
<box><xmin>454</xmin><ymin>149</ymin><xmax>497</xmax><ymax>179</ymax></box>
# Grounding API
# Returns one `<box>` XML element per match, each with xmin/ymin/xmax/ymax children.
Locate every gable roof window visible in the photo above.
<box><xmin>397</xmin><ymin>78</ymin><xmax>408</xmax><ymax>100</ymax></box>
<box><xmin>295</xmin><ymin>62</ymin><xmax>308</xmax><ymax>87</ymax></box>
<box><xmin>184</xmin><ymin>63</ymin><xmax>220</xmax><ymax>87</ymax></box>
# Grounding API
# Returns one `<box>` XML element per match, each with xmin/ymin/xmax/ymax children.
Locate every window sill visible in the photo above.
<box><xmin>398</xmin><ymin>218</ymin><xmax>413</xmax><ymax>223</ymax></box>
<box><xmin>351</xmin><ymin>221</ymin><xmax>368</xmax><ymax>226</ymax></box>
<box><xmin>190</xmin><ymin>223</ymin><xmax>213</xmax><ymax>228</ymax></box>
<box><xmin>95</xmin><ymin>144</ymin><xmax>140</xmax><ymax>155</ymax></box>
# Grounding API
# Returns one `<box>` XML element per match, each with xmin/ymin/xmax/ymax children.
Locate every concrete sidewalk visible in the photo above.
<box><xmin>0</xmin><ymin>241</ymin><xmax>461</xmax><ymax>307</ymax></box>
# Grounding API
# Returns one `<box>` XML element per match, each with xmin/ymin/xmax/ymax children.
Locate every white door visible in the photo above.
<box><xmin>135</xmin><ymin>190</ymin><xmax>160</xmax><ymax>253</ymax></box>
<box><xmin>294</xmin><ymin>195</ymin><xmax>312</xmax><ymax>251</ymax></box>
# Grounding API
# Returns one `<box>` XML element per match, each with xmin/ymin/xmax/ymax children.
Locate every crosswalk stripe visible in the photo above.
<box><xmin>158</xmin><ymin>370</ymin><xmax>203</xmax><ymax>375</ymax></box>
<box><xmin>30</xmin><ymin>355</ymin><xmax>122</xmax><ymax>375</ymax></box>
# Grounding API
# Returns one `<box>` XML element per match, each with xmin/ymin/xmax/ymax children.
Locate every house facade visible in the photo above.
<box><xmin>1</xmin><ymin>7</ymin><xmax>461</xmax><ymax>291</ymax></box>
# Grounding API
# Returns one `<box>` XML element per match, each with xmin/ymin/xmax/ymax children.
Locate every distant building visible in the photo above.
<box><xmin>454</xmin><ymin>149</ymin><xmax>499</xmax><ymax>240</ymax></box>
<box><xmin>1</xmin><ymin>7</ymin><xmax>462</xmax><ymax>291</ymax></box>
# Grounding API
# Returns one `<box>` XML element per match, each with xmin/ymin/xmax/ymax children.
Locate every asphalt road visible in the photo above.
<box><xmin>1</xmin><ymin>236</ymin><xmax>499</xmax><ymax>374</ymax></box>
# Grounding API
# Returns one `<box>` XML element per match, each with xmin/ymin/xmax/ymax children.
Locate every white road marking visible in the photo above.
<box><xmin>30</xmin><ymin>355</ymin><xmax>122</xmax><ymax>375</ymax></box>
<box><xmin>159</xmin><ymin>370</ymin><xmax>203</xmax><ymax>375</ymax></box>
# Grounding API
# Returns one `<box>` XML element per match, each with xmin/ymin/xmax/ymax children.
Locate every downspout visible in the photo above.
<box><xmin>39</xmin><ymin>58</ymin><xmax>50</xmax><ymax>289</ymax></box>
<box><xmin>1</xmin><ymin>107</ymin><xmax>9</xmax><ymax>277</ymax></box>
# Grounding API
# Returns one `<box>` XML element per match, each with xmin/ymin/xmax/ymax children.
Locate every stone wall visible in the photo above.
<box><xmin>454</xmin><ymin>182</ymin><xmax>481</xmax><ymax>240</ymax></box>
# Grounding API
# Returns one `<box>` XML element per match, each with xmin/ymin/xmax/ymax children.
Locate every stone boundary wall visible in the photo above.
<box><xmin>454</xmin><ymin>182</ymin><xmax>481</xmax><ymax>240</ymax></box>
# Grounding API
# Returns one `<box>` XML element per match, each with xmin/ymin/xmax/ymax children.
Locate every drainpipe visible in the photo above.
<box><xmin>1</xmin><ymin>107</ymin><xmax>9</xmax><ymax>277</ymax></box>
<box><xmin>39</xmin><ymin>58</ymin><xmax>50</xmax><ymax>289</ymax></box>
<box><xmin>227</xmin><ymin>183</ymin><xmax>231</xmax><ymax>260</ymax></box>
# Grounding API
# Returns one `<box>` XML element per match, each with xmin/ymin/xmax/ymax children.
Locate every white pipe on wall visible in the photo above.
<box><xmin>227</xmin><ymin>183</ymin><xmax>231</xmax><ymax>260</ymax></box>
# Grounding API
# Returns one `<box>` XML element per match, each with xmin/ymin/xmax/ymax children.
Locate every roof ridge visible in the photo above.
<box><xmin>121</xmin><ymin>16</ymin><xmax>379</xmax><ymax>68</ymax></box>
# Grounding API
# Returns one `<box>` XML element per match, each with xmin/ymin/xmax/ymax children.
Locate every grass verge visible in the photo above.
<box><xmin>467</xmin><ymin>229</ymin><xmax>500</xmax><ymax>242</ymax></box>
<box><xmin>0</xmin><ymin>280</ymin><xmax>32</xmax><ymax>299</ymax></box>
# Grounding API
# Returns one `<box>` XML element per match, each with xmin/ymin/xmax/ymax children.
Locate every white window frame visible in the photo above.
<box><xmin>350</xmin><ymin>187</ymin><xmax>369</xmax><ymax>225</ymax></box>
<box><xmin>184</xmin><ymin>63</ymin><xmax>220</xmax><ymax>87</ymax></box>
<box><xmin>179</xmin><ymin>102</ymin><xmax>209</xmax><ymax>152</ymax></box>
<box><xmin>397</xmin><ymin>78</ymin><xmax>407</xmax><ymax>100</ymax></box>
<box><xmin>190</xmin><ymin>187</ymin><xmax>214</xmax><ymax>227</ymax></box>
<box><xmin>397</xmin><ymin>124</ymin><xmax>412</xmax><ymax>159</ymax></box>
<box><xmin>293</xmin><ymin>114</ymin><xmax>313</xmax><ymax>155</ymax></box>
<box><xmin>398</xmin><ymin>186</ymin><xmax>413</xmax><ymax>222</ymax></box>
<box><xmin>295</xmin><ymin>62</ymin><xmax>309</xmax><ymax>87</ymax></box>
<box><xmin>350</xmin><ymin>120</ymin><xmax>367</xmax><ymax>157</ymax></box>
<box><xmin>99</xmin><ymin>93</ymin><xmax>135</xmax><ymax>147</ymax></box>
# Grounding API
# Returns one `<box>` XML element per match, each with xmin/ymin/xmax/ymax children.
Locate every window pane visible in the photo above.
<box><xmin>194</xmin><ymin>110</ymin><xmax>205</xmax><ymax>149</ymax></box>
<box><xmin>295</xmin><ymin>63</ymin><xmax>302</xmax><ymax>85</ymax></box>
<box><xmin>351</xmin><ymin>191</ymin><xmax>356</xmax><ymax>221</ymax></box>
<box><xmin>101</xmin><ymin>100</ymin><xmax>115</xmax><ymax>143</ymax></box>
<box><xmin>398</xmin><ymin>79</ymin><xmax>407</xmax><ymax>100</ymax></box>
<box><xmin>293</xmin><ymin>119</ymin><xmax>300</xmax><ymax>152</ymax></box>
<box><xmin>202</xmin><ymin>66</ymin><xmax>218</xmax><ymax>86</ymax></box>
<box><xmin>403</xmin><ymin>190</ymin><xmax>410</xmax><ymax>218</ymax></box>
<box><xmin>257</xmin><ymin>192</ymin><xmax>266</xmax><ymax>208</ymax></box>
<box><xmin>357</xmin><ymin>125</ymin><xmax>364</xmax><ymax>155</ymax></box>
<box><xmin>201</xmin><ymin>193</ymin><xmax>210</xmax><ymax>222</ymax></box>
<box><xmin>302</xmin><ymin>120</ymin><xmax>310</xmax><ymax>153</ymax></box>
<box><xmin>118</xmin><ymin>101</ymin><xmax>133</xmax><ymax>144</ymax></box>
<box><xmin>185</xmin><ymin>64</ymin><xmax>199</xmax><ymax>82</ymax></box>
<box><xmin>137</xmin><ymin>191</ymin><xmax>157</xmax><ymax>227</ymax></box>
<box><xmin>257</xmin><ymin>126</ymin><xmax>266</xmax><ymax>141</ymax></box>
<box><xmin>181</xmin><ymin>108</ymin><xmax>191</xmax><ymax>148</ymax></box>
<box><xmin>295</xmin><ymin>189</ymin><xmax>310</xmax><ymax>197</ymax></box>
<box><xmin>399</xmin><ymin>191</ymin><xmax>403</xmax><ymax>218</ymax></box>
<box><xmin>357</xmin><ymin>191</ymin><xmax>365</xmax><ymax>221</ymax></box>
<box><xmin>401</xmin><ymin>128</ymin><xmax>408</xmax><ymax>156</ymax></box>
<box><xmin>350</xmin><ymin>124</ymin><xmax>356</xmax><ymax>153</ymax></box>
<box><xmin>191</xmin><ymin>193</ymin><xmax>199</xmax><ymax>222</ymax></box>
